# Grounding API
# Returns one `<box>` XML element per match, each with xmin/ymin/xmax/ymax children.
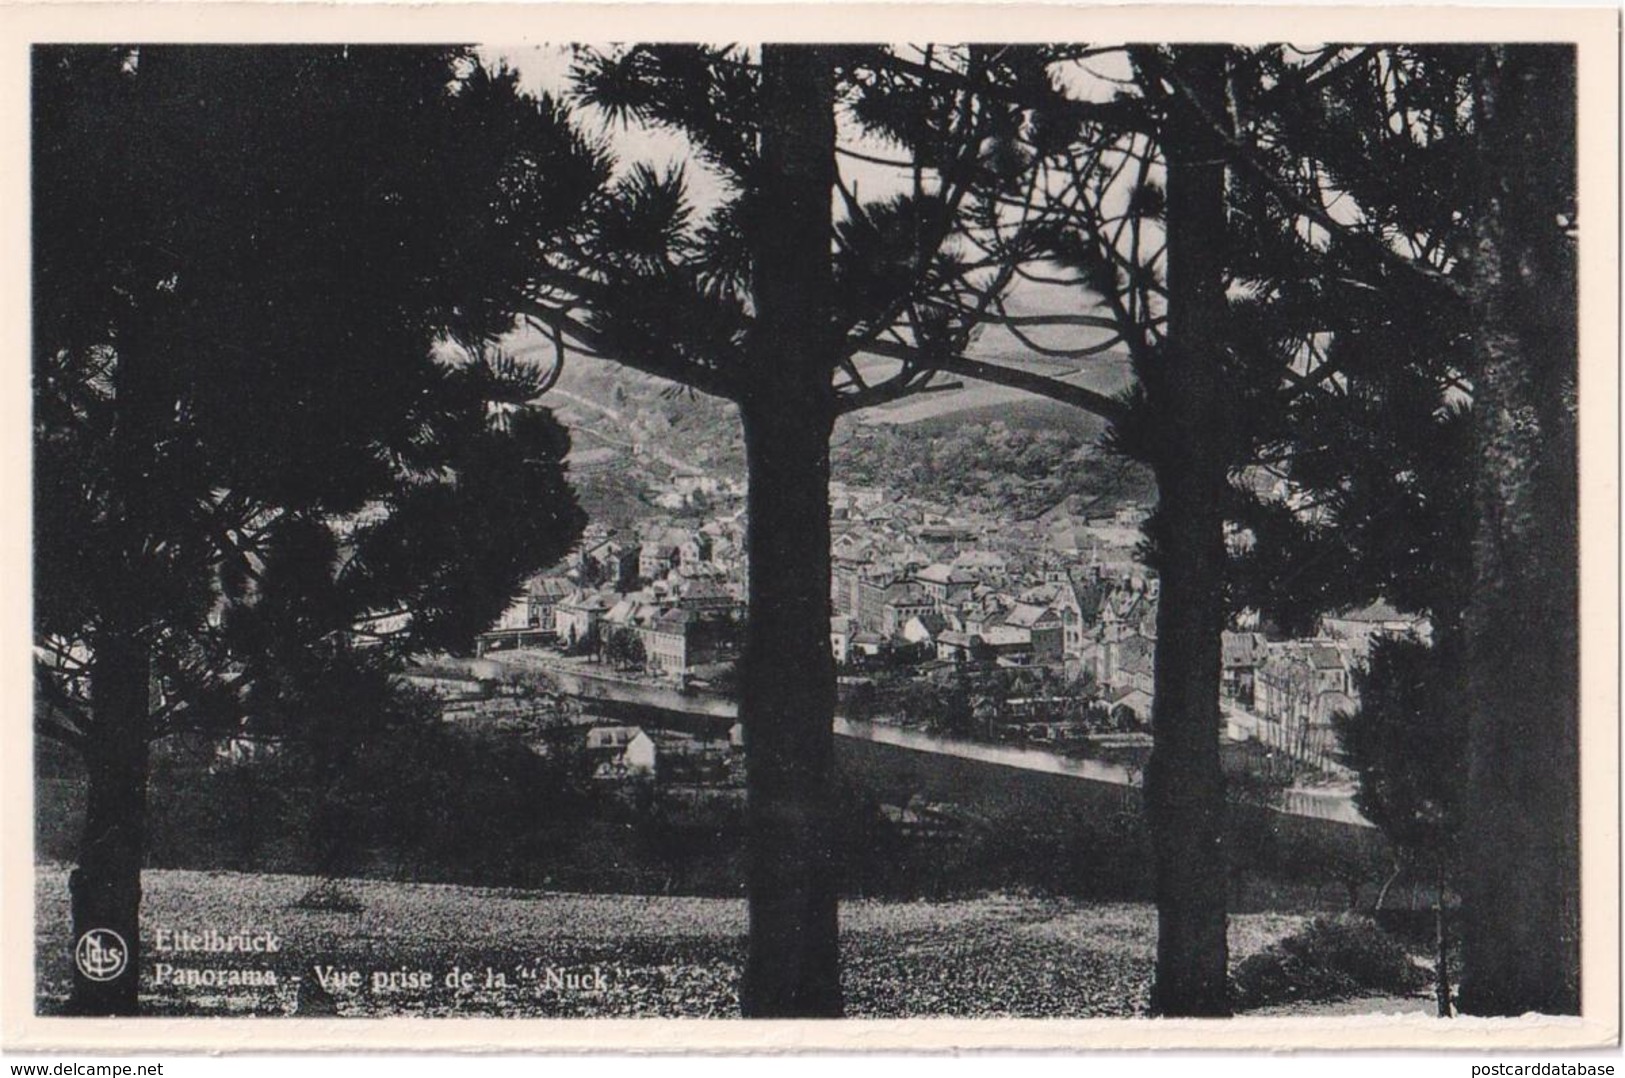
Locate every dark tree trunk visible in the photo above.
<box><xmin>1457</xmin><ymin>45</ymin><xmax>1580</xmax><ymax>1017</ymax></box>
<box><xmin>66</xmin><ymin>626</ymin><xmax>150</xmax><ymax>1016</ymax></box>
<box><xmin>1435</xmin><ymin>865</ymin><xmax>1453</xmax><ymax>1017</ymax></box>
<box><xmin>1142</xmin><ymin>44</ymin><xmax>1233</xmax><ymax>1018</ymax></box>
<box><xmin>66</xmin><ymin>311</ymin><xmax>162</xmax><ymax>1017</ymax></box>
<box><xmin>736</xmin><ymin>44</ymin><xmax>844</xmax><ymax>1019</ymax></box>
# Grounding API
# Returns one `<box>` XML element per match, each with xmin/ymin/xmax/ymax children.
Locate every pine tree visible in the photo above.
<box><xmin>912</xmin><ymin>44</ymin><xmax>1248</xmax><ymax>1015</ymax></box>
<box><xmin>33</xmin><ymin>46</ymin><xmax>600</xmax><ymax>1014</ymax></box>
<box><xmin>1222</xmin><ymin>44</ymin><xmax>1580</xmax><ymax>1014</ymax></box>
<box><xmin>530</xmin><ymin>44</ymin><xmax>1045</xmax><ymax>1015</ymax></box>
<box><xmin>1455</xmin><ymin>45</ymin><xmax>1579</xmax><ymax>1017</ymax></box>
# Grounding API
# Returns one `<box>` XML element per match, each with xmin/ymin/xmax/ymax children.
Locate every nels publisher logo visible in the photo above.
<box><xmin>74</xmin><ymin>928</ymin><xmax>129</xmax><ymax>981</ymax></box>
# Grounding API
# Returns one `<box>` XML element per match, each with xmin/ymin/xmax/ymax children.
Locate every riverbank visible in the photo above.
<box><xmin>476</xmin><ymin>649</ymin><xmax>1371</xmax><ymax>828</ymax></box>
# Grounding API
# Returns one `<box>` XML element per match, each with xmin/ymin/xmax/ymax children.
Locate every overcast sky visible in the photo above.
<box><xmin>482</xmin><ymin>44</ymin><xmax>985</xmax><ymax>214</ymax></box>
<box><xmin>480</xmin><ymin>44</ymin><xmax>1127</xmax><ymax>369</ymax></box>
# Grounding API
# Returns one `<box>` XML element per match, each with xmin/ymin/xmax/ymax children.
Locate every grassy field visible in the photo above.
<box><xmin>33</xmin><ymin>866</ymin><xmax>1429</xmax><ymax>1019</ymax></box>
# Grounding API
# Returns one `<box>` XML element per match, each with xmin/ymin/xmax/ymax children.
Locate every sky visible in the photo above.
<box><xmin>479</xmin><ymin>44</ymin><xmax>1130</xmax><ymax>378</ymax></box>
<box><xmin>483</xmin><ymin>45</ymin><xmax>934</xmax><ymax>212</ymax></box>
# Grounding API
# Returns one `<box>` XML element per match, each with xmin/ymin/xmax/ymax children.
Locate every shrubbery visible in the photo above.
<box><xmin>38</xmin><ymin>704</ymin><xmax>1393</xmax><ymax>907</ymax></box>
<box><xmin>1232</xmin><ymin>914</ymin><xmax>1427</xmax><ymax>1010</ymax></box>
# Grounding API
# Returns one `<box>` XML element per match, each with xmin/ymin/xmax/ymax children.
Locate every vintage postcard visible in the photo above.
<box><xmin>0</xmin><ymin>1</ymin><xmax>1618</xmax><ymax>1054</ymax></box>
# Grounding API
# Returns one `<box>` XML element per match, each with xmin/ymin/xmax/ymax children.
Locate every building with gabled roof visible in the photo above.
<box><xmin>1221</xmin><ymin>630</ymin><xmax>1268</xmax><ymax>706</ymax></box>
<box><xmin>1319</xmin><ymin>599</ymin><xmax>1432</xmax><ymax>657</ymax></box>
<box><xmin>1255</xmin><ymin>640</ymin><xmax>1359</xmax><ymax>771</ymax></box>
<box><xmin>914</xmin><ymin>562</ymin><xmax>977</xmax><ymax>606</ymax></box>
<box><xmin>1004</xmin><ymin>602</ymin><xmax>1064</xmax><ymax>664</ymax></box>
<box><xmin>675</xmin><ymin>577</ymin><xmax>737</xmax><ymax>612</ymax></box>
<box><xmin>554</xmin><ymin>590</ymin><xmax>610</xmax><ymax>648</ymax></box>
<box><xmin>950</xmin><ymin>549</ymin><xmax>1008</xmax><ymax>584</ymax></box>
<box><xmin>900</xmin><ymin>611</ymin><xmax>949</xmax><ymax>647</ymax></box>
<box><xmin>881</xmin><ymin>582</ymin><xmax>936</xmax><ymax>637</ymax></box>
<box><xmin>587</xmin><ymin>725</ymin><xmax>657</xmax><ymax>779</ymax></box>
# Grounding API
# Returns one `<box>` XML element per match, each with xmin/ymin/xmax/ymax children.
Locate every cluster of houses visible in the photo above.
<box><xmin>572</xmin><ymin>719</ymin><xmax>746</xmax><ymax>785</ymax></box>
<box><xmin>478</xmin><ymin>516</ymin><xmax>750</xmax><ymax>682</ymax></box>
<box><xmin>827</xmin><ymin>487</ymin><xmax>1160</xmax><ymax>706</ymax></box>
<box><xmin>472</xmin><ymin>467</ymin><xmax>1432</xmax><ymax>774</ymax></box>
<box><xmin>820</xmin><ymin>483</ymin><xmax>1432</xmax><ymax>770</ymax></box>
<box><xmin>1237</xmin><ymin>600</ymin><xmax>1435</xmax><ymax>770</ymax></box>
<box><xmin>649</xmin><ymin>471</ymin><xmax>744</xmax><ymax>511</ymax></box>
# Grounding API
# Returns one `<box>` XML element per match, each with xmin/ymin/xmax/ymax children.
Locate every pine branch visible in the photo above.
<box><xmin>1152</xmin><ymin>49</ymin><xmax>1467</xmax><ymax>302</ymax></box>
<box><xmin>517</xmin><ymin>298</ymin><xmax>742</xmax><ymax>403</ymax></box>
<box><xmin>869</xmin><ymin>50</ymin><xmax>1154</xmax><ymax>135</ymax></box>
<box><xmin>853</xmin><ymin>337</ymin><xmax>1130</xmax><ymax>425</ymax></box>
<box><xmin>34</xmin><ymin>661</ymin><xmax>91</xmax><ymax>748</ymax></box>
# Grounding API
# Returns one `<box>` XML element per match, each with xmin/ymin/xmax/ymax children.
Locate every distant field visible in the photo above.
<box><xmin>531</xmin><ymin>317</ymin><xmax>1135</xmax><ymax>440</ymax></box>
<box><xmin>855</xmin><ymin>348</ymin><xmax>1133</xmax><ymax>428</ymax></box>
<box><xmin>34</xmin><ymin>865</ymin><xmax>1371</xmax><ymax>1018</ymax></box>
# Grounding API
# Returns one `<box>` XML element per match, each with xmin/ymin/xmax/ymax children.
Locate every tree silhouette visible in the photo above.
<box><xmin>33</xmin><ymin>45</ymin><xmax>599</xmax><ymax>1014</ymax></box>
<box><xmin>885</xmin><ymin>44</ymin><xmax>1577</xmax><ymax>1015</ymax></box>
<box><xmin>839</xmin><ymin>45</ymin><xmax>1316</xmax><ymax>1013</ymax></box>
<box><xmin>521</xmin><ymin>44</ymin><xmax>1055</xmax><ymax>1015</ymax></box>
<box><xmin>1215</xmin><ymin>44</ymin><xmax>1579</xmax><ymax>1014</ymax></box>
<box><xmin>1335</xmin><ymin>636</ymin><xmax>1467</xmax><ymax>1013</ymax></box>
<box><xmin>1454</xmin><ymin>45</ymin><xmax>1579</xmax><ymax>1017</ymax></box>
<box><xmin>603</xmin><ymin>627</ymin><xmax>647</xmax><ymax>671</ymax></box>
<box><xmin>875</xmin><ymin>45</ymin><xmax>1255</xmax><ymax>1014</ymax></box>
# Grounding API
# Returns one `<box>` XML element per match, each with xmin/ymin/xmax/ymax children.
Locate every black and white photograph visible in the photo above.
<box><xmin>8</xmin><ymin>4</ymin><xmax>1619</xmax><ymax>1052</ymax></box>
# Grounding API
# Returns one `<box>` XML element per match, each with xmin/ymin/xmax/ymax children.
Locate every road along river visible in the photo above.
<box><xmin>476</xmin><ymin>651</ymin><xmax>1370</xmax><ymax>828</ymax></box>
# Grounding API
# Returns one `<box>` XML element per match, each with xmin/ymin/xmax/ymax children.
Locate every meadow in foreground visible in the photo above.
<box><xmin>34</xmin><ymin>866</ymin><xmax>1431</xmax><ymax>1018</ymax></box>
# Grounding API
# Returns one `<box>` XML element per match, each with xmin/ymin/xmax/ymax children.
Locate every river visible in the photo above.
<box><xmin>478</xmin><ymin>651</ymin><xmax>1370</xmax><ymax>827</ymax></box>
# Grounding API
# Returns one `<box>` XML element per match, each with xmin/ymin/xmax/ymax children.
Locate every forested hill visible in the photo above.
<box><xmin>504</xmin><ymin>326</ymin><xmax>1153</xmax><ymax>520</ymax></box>
<box><xmin>833</xmin><ymin>410</ymin><xmax>1156</xmax><ymax>521</ymax></box>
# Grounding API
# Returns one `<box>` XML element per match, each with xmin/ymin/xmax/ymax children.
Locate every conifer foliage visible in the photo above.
<box><xmin>33</xmin><ymin>46</ymin><xmax>600</xmax><ymax>1014</ymax></box>
<box><xmin>527</xmin><ymin>44</ymin><xmax>1053</xmax><ymax>1015</ymax></box>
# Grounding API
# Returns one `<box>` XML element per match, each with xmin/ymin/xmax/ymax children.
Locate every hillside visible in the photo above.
<box><xmin>503</xmin><ymin>326</ymin><xmax>1153</xmax><ymax>520</ymax></box>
